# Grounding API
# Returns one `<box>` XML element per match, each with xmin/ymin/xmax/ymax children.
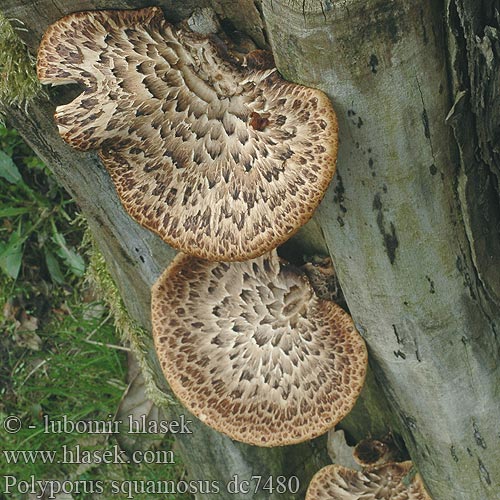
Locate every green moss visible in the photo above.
<box><xmin>0</xmin><ymin>14</ymin><xmax>43</xmax><ymax>118</ymax></box>
<box><xmin>84</xmin><ymin>230</ymin><xmax>173</xmax><ymax>408</ymax></box>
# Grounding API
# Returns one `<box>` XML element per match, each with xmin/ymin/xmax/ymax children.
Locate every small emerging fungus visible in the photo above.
<box><xmin>37</xmin><ymin>7</ymin><xmax>338</xmax><ymax>261</ymax></box>
<box><xmin>151</xmin><ymin>251</ymin><xmax>367</xmax><ymax>446</ymax></box>
<box><xmin>306</xmin><ymin>462</ymin><xmax>432</xmax><ymax>500</ymax></box>
<box><xmin>353</xmin><ymin>436</ymin><xmax>400</xmax><ymax>468</ymax></box>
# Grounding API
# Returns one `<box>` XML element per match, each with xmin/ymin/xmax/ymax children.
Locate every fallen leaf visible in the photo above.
<box><xmin>82</xmin><ymin>302</ymin><xmax>106</xmax><ymax>321</ymax></box>
<box><xmin>2</xmin><ymin>298</ymin><xmax>19</xmax><ymax>321</ymax></box>
<box><xmin>18</xmin><ymin>310</ymin><xmax>39</xmax><ymax>332</ymax></box>
<box><xmin>13</xmin><ymin>331</ymin><xmax>42</xmax><ymax>351</ymax></box>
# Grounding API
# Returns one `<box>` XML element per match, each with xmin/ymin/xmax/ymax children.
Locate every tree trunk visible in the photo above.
<box><xmin>2</xmin><ymin>0</ymin><xmax>499</xmax><ymax>498</ymax></box>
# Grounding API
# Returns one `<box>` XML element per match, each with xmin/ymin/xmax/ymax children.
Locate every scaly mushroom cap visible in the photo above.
<box><xmin>151</xmin><ymin>251</ymin><xmax>367</xmax><ymax>446</ymax></box>
<box><xmin>37</xmin><ymin>8</ymin><xmax>338</xmax><ymax>261</ymax></box>
<box><xmin>306</xmin><ymin>462</ymin><xmax>432</xmax><ymax>500</ymax></box>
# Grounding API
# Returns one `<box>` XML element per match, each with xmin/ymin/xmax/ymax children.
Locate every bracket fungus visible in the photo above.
<box><xmin>306</xmin><ymin>462</ymin><xmax>432</xmax><ymax>500</ymax></box>
<box><xmin>151</xmin><ymin>251</ymin><xmax>367</xmax><ymax>446</ymax></box>
<box><xmin>37</xmin><ymin>7</ymin><xmax>338</xmax><ymax>261</ymax></box>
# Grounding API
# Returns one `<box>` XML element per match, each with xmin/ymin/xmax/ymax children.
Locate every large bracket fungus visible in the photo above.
<box><xmin>37</xmin><ymin>7</ymin><xmax>338</xmax><ymax>261</ymax></box>
<box><xmin>306</xmin><ymin>461</ymin><xmax>432</xmax><ymax>500</ymax></box>
<box><xmin>151</xmin><ymin>251</ymin><xmax>367</xmax><ymax>446</ymax></box>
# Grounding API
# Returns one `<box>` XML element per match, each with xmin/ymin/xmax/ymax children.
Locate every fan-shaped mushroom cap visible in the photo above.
<box><xmin>37</xmin><ymin>7</ymin><xmax>338</xmax><ymax>261</ymax></box>
<box><xmin>151</xmin><ymin>251</ymin><xmax>367</xmax><ymax>446</ymax></box>
<box><xmin>306</xmin><ymin>462</ymin><xmax>432</xmax><ymax>500</ymax></box>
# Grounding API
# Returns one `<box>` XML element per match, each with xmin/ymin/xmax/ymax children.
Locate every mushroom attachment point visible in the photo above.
<box><xmin>306</xmin><ymin>462</ymin><xmax>432</xmax><ymax>500</ymax></box>
<box><xmin>151</xmin><ymin>251</ymin><xmax>367</xmax><ymax>447</ymax></box>
<box><xmin>353</xmin><ymin>436</ymin><xmax>401</xmax><ymax>469</ymax></box>
<box><xmin>37</xmin><ymin>7</ymin><xmax>338</xmax><ymax>261</ymax></box>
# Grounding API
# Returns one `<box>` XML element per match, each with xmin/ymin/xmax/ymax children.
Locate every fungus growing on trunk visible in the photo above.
<box><xmin>353</xmin><ymin>436</ymin><xmax>400</xmax><ymax>468</ymax></box>
<box><xmin>306</xmin><ymin>462</ymin><xmax>431</xmax><ymax>500</ymax></box>
<box><xmin>37</xmin><ymin>7</ymin><xmax>338</xmax><ymax>261</ymax></box>
<box><xmin>151</xmin><ymin>251</ymin><xmax>367</xmax><ymax>446</ymax></box>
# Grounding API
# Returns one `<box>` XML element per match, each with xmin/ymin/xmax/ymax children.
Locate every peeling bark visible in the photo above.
<box><xmin>446</xmin><ymin>0</ymin><xmax>500</xmax><ymax>307</ymax></box>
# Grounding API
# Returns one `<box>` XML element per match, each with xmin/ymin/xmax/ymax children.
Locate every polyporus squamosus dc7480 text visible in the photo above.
<box><xmin>37</xmin><ymin>7</ymin><xmax>338</xmax><ymax>262</ymax></box>
<box><xmin>151</xmin><ymin>251</ymin><xmax>367</xmax><ymax>447</ymax></box>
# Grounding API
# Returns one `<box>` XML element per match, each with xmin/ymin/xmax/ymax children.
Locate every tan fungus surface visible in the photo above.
<box><xmin>37</xmin><ymin>7</ymin><xmax>338</xmax><ymax>261</ymax></box>
<box><xmin>151</xmin><ymin>251</ymin><xmax>367</xmax><ymax>446</ymax></box>
<box><xmin>306</xmin><ymin>462</ymin><xmax>432</xmax><ymax>500</ymax></box>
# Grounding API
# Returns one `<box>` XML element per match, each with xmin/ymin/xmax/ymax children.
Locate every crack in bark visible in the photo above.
<box><xmin>372</xmin><ymin>193</ymin><xmax>399</xmax><ymax>265</ymax></box>
<box><xmin>392</xmin><ymin>324</ymin><xmax>402</xmax><ymax>344</ymax></box>
<box><xmin>479</xmin><ymin>458</ymin><xmax>492</xmax><ymax>486</ymax></box>
<box><xmin>415</xmin><ymin>75</ymin><xmax>437</xmax><ymax>166</ymax></box>
<box><xmin>473</xmin><ymin>420</ymin><xmax>487</xmax><ymax>449</ymax></box>
<box><xmin>414</xmin><ymin>345</ymin><xmax>421</xmax><ymax>362</ymax></box>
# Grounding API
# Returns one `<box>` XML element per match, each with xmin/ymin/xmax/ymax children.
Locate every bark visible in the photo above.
<box><xmin>263</xmin><ymin>0</ymin><xmax>500</xmax><ymax>498</ymax></box>
<box><xmin>446</xmin><ymin>0</ymin><xmax>500</xmax><ymax>307</ymax></box>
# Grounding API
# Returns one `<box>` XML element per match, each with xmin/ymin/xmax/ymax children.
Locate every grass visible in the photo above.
<box><xmin>0</xmin><ymin>125</ymin><xmax>189</xmax><ymax>499</ymax></box>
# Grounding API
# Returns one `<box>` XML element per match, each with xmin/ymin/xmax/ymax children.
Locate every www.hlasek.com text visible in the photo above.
<box><xmin>3</xmin><ymin>444</ymin><xmax>175</xmax><ymax>466</ymax></box>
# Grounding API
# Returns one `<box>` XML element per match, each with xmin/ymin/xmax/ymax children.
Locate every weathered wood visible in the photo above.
<box><xmin>263</xmin><ymin>0</ymin><xmax>500</xmax><ymax>498</ymax></box>
<box><xmin>446</xmin><ymin>0</ymin><xmax>500</xmax><ymax>307</ymax></box>
<box><xmin>1</xmin><ymin>0</ymin><xmax>267</xmax><ymax>55</ymax></box>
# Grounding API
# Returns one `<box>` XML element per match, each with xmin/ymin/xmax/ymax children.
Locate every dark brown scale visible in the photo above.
<box><xmin>53</xmin><ymin>68</ymin><xmax>72</xmax><ymax>79</ymax></box>
<box><xmin>249</xmin><ymin>111</ymin><xmax>270</xmax><ymax>131</ymax></box>
<box><xmin>274</xmin><ymin>114</ymin><xmax>287</xmax><ymax>126</ymax></box>
<box><xmin>165</xmin><ymin>187</ymin><xmax>177</xmax><ymax>205</ymax></box>
<box><xmin>231</xmin><ymin>187</ymin><xmax>240</xmax><ymax>200</ymax></box>
<box><xmin>245</xmin><ymin>49</ymin><xmax>275</xmax><ymax>70</ymax></box>
<box><xmin>299</xmin><ymin>110</ymin><xmax>310</xmax><ymax>121</ymax></box>
<box><xmin>243</xmin><ymin>158</ymin><xmax>252</xmax><ymax>172</ymax></box>
<box><xmin>238</xmin><ymin>129</ymin><xmax>250</xmax><ymax>145</ymax></box>
<box><xmin>206</xmin><ymin>141</ymin><xmax>221</xmax><ymax>160</ymax></box>
<box><xmin>138</xmin><ymin>59</ymin><xmax>155</xmax><ymax>75</ymax></box>
<box><xmin>169</xmin><ymin>149</ymin><xmax>190</xmax><ymax>169</ymax></box>
<box><xmin>279</xmin><ymin>148</ymin><xmax>294</xmax><ymax>161</ymax></box>
<box><xmin>192</xmin><ymin>150</ymin><xmax>204</xmax><ymax>164</ymax></box>
<box><xmin>175</xmin><ymin>92</ymin><xmax>190</xmax><ymax>112</ymax></box>
<box><xmin>182</xmin><ymin>186</ymin><xmax>192</xmax><ymax>205</ymax></box>
<box><xmin>224</xmin><ymin>121</ymin><xmax>236</xmax><ymax>136</ymax></box>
